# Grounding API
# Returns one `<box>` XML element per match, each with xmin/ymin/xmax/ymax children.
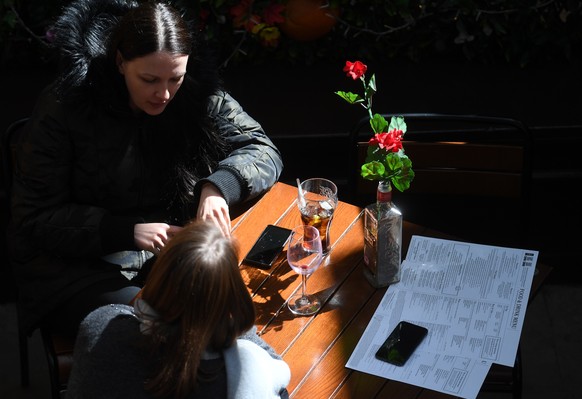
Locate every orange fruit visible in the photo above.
<box><xmin>279</xmin><ymin>0</ymin><xmax>340</xmax><ymax>41</ymax></box>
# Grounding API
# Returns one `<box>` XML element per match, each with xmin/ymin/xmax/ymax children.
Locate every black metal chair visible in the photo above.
<box><xmin>349</xmin><ymin>112</ymin><xmax>533</xmax><ymax>250</ymax></box>
<box><xmin>1</xmin><ymin>117</ymin><xmax>74</xmax><ymax>399</ymax></box>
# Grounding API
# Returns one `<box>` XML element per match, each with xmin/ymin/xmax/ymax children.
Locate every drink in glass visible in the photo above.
<box><xmin>287</xmin><ymin>225</ymin><xmax>323</xmax><ymax>316</ymax></box>
<box><xmin>287</xmin><ymin>226</ymin><xmax>322</xmax><ymax>275</ymax></box>
<box><xmin>298</xmin><ymin>178</ymin><xmax>338</xmax><ymax>254</ymax></box>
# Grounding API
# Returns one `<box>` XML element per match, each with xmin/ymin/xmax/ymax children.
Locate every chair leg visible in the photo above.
<box><xmin>513</xmin><ymin>344</ymin><xmax>523</xmax><ymax>399</ymax></box>
<box><xmin>41</xmin><ymin>327</ymin><xmax>64</xmax><ymax>399</ymax></box>
<box><xmin>18</xmin><ymin>329</ymin><xmax>30</xmax><ymax>387</ymax></box>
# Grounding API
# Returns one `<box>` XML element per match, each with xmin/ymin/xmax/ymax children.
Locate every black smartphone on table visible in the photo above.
<box><xmin>243</xmin><ymin>224</ymin><xmax>292</xmax><ymax>269</ymax></box>
<box><xmin>375</xmin><ymin>321</ymin><xmax>428</xmax><ymax>366</ymax></box>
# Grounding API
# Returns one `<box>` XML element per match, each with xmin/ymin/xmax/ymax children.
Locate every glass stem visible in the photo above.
<box><xmin>301</xmin><ymin>274</ymin><xmax>308</xmax><ymax>298</ymax></box>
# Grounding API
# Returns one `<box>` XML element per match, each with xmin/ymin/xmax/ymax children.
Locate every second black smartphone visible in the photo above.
<box><xmin>375</xmin><ymin>321</ymin><xmax>428</xmax><ymax>366</ymax></box>
<box><xmin>243</xmin><ymin>225</ymin><xmax>292</xmax><ymax>269</ymax></box>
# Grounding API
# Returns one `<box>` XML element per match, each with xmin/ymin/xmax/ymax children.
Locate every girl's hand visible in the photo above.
<box><xmin>134</xmin><ymin>223</ymin><xmax>183</xmax><ymax>255</ymax></box>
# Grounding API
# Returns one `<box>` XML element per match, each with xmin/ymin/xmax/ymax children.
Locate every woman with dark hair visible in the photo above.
<box><xmin>8</xmin><ymin>0</ymin><xmax>283</xmax><ymax>338</ymax></box>
<box><xmin>66</xmin><ymin>221</ymin><xmax>291</xmax><ymax>398</ymax></box>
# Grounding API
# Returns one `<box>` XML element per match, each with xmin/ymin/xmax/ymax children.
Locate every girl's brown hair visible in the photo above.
<box><xmin>141</xmin><ymin>220</ymin><xmax>255</xmax><ymax>398</ymax></box>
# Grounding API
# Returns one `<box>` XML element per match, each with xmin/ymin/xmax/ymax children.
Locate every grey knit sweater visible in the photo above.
<box><xmin>66</xmin><ymin>304</ymin><xmax>290</xmax><ymax>398</ymax></box>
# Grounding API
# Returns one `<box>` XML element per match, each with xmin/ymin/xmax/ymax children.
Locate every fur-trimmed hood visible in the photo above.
<box><xmin>50</xmin><ymin>0</ymin><xmax>138</xmax><ymax>96</ymax></box>
<box><xmin>49</xmin><ymin>0</ymin><xmax>221</xmax><ymax>104</ymax></box>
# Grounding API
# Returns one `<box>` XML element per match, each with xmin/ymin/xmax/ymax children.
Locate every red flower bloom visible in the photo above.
<box><xmin>198</xmin><ymin>8</ymin><xmax>210</xmax><ymax>31</ymax></box>
<box><xmin>230</xmin><ymin>0</ymin><xmax>254</xmax><ymax>29</ymax></box>
<box><xmin>263</xmin><ymin>3</ymin><xmax>285</xmax><ymax>25</ymax></box>
<box><xmin>369</xmin><ymin>129</ymin><xmax>404</xmax><ymax>152</ymax></box>
<box><xmin>229</xmin><ymin>0</ymin><xmax>283</xmax><ymax>44</ymax></box>
<box><xmin>343</xmin><ymin>60</ymin><xmax>367</xmax><ymax>80</ymax></box>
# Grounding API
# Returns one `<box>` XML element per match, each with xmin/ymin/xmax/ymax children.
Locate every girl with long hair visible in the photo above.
<box><xmin>67</xmin><ymin>220</ymin><xmax>290</xmax><ymax>398</ymax></box>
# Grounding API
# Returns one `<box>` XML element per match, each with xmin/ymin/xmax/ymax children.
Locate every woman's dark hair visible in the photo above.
<box><xmin>140</xmin><ymin>220</ymin><xmax>256</xmax><ymax>398</ymax></box>
<box><xmin>50</xmin><ymin>0</ymin><xmax>199</xmax><ymax>95</ymax></box>
<box><xmin>110</xmin><ymin>1</ymin><xmax>195</xmax><ymax>61</ymax></box>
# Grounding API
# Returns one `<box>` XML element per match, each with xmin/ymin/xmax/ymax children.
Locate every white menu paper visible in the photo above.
<box><xmin>346</xmin><ymin>235</ymin><xmax>538</xmax><ymax>399</ymax></box>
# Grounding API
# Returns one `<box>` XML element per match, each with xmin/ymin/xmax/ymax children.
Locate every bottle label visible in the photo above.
<box><xmin>377</xmin><ymin>190</ymin><xmax>391</xmax><ymax>203</ymax></box>
<box><xmin>363</xmin><ymin>208</ymin><xmax>378</xmax><ymax>276</ymax></box>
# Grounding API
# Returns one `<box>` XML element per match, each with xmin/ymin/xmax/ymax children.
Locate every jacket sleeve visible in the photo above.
<box><xmin>195</xmin><ymin>91</ymin><xmax>284</xmax><ymax>206</ymax></box>
<box><xmin>224</xmin><ymin>339</ymin><xmax>291</xmax><ymax>399</ymax></box>
<box><xmin>10</xmin><ymin>93</ymin><xmax>141</xmax><ymax>259</ymax></box>
<box><xmin>238</xmin><ymin>325</ymin><xmax>282</xmax><ymax>360</ymax></box>
<box><xmin>237</xmin><ymin>326</ymin><xmax>290</xmax><ymax>399</ymax></box>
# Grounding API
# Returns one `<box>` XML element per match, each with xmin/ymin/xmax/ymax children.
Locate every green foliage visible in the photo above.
<box><xmin>370</xmin><ymin>113</ymin><xmax>389</xmax><ymax>136</ymax></box>
<box><xmin>336</xmin><ymin>61</ymin><xmax>414</xmax><ymax>192</ymax></box>
<box><xmin>359</xmin><ymin>114</ymin><xmax>415</xmax><ymax>193</ymax></box>
<box><xmin>334</xmin><ymin>91</ymin><xmax>363</xmax><ymax>105</ymax></box>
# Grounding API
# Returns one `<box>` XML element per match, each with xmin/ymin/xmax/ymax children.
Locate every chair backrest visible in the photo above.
<box><xmin>348</xmin><ymin>113</ymin><xmax>533</xmax><ymax>248</ymax></box>
<box><xmin>2</xmin><ymin>117</ymin><xmax>29</xmax><ymax>213</ymax></box>
<box><xmin>2</xmin><ymin>117</ymin><xmax>75</xmax><ymax>398</ymax></box>
<box><xmin>1</xmin><ymin>117</ymin><xmax>29</xmax><ymax>303</ymax></box>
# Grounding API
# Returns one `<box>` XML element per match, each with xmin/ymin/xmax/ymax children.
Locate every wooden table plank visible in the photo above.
<box><xmin>287</xmin><ymin>287</ymin><xmax>386</xmax><ymax>397</ymax></box>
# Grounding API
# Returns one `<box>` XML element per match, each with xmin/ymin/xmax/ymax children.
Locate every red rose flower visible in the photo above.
<box><xmin>343</xmin><ymin>60</ymin><xmax>367</xmax><ymax>80</ymax></box>
<box><xmin>369</xmin><ymin>129</ymin><xmax>404</xmax><ymax>153</ymax></box>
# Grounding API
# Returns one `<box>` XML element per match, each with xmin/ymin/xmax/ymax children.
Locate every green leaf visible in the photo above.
<box><xmin>392</xmin><ymin>172</ymin><xmax>413</xmax><ymax>192</ymax></box>
<box><xmin>370</xmin><ymin>113</ymin><xmax>388</xmax><ymax>134</ymax></box>
<box><xmin>361</xmin><ymin>161</ymin><xmax>385</xmax><ymax>180</ymax></box>
<box><xmin>335</xmin><ymin>91</ymin><xmax>364</xmax><ymax>105</ymax></box>
<box><xmin>365</xmin><ymin>74</ymin><xmax>377</xmax><ymax>98</ymax></box>
<box><xmin>362</xmin><ymin>149</ymin><xmax>415</xmax><ymax>192</ymax></box>
<box><xmin>389</xmin><ymin>116</ymin><xmax>407</xmax><ymax>133</ymax></box>
<box><xmin>365</xmin><ymin>144</ymin><xmax>385</xmax><ymax>163</ymax></box>
<box><xmin>384</xmin><ymin>152</ymin><xmax>403</xmax><ymax>171</ymax></box>
<box><xmin>391</xmin><ymin>156</ymin><xmax>414</xmax><ymax>192</ymax></box>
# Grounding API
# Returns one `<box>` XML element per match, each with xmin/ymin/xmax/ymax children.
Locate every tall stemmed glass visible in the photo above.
<box><xmin>287</xmin><ymin>225</ymin><xmax>324</xmax><ymax>316</ymax></box>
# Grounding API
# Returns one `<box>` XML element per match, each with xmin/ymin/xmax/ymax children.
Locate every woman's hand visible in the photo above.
<box><xmin>134</xmin><ymin>223</ymin><xmax>183</xmax><ymax>255</ymax></box>
<box><xmin>197</xmin><ymin>183</ymin><xmax>231</xmax><ymax>237</ymax></box>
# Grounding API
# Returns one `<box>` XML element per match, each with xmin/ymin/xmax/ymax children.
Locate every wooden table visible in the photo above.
<box><xmin>231</xmin><ymin>182</ymin><xmax>551</xmax><ymax>399</ymax></box>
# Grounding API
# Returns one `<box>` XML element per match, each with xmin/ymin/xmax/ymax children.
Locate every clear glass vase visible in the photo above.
<box><xmin>362</xmin><ymin>180</ymin><xmax>403</xmax><ymax>288</ymax></box>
